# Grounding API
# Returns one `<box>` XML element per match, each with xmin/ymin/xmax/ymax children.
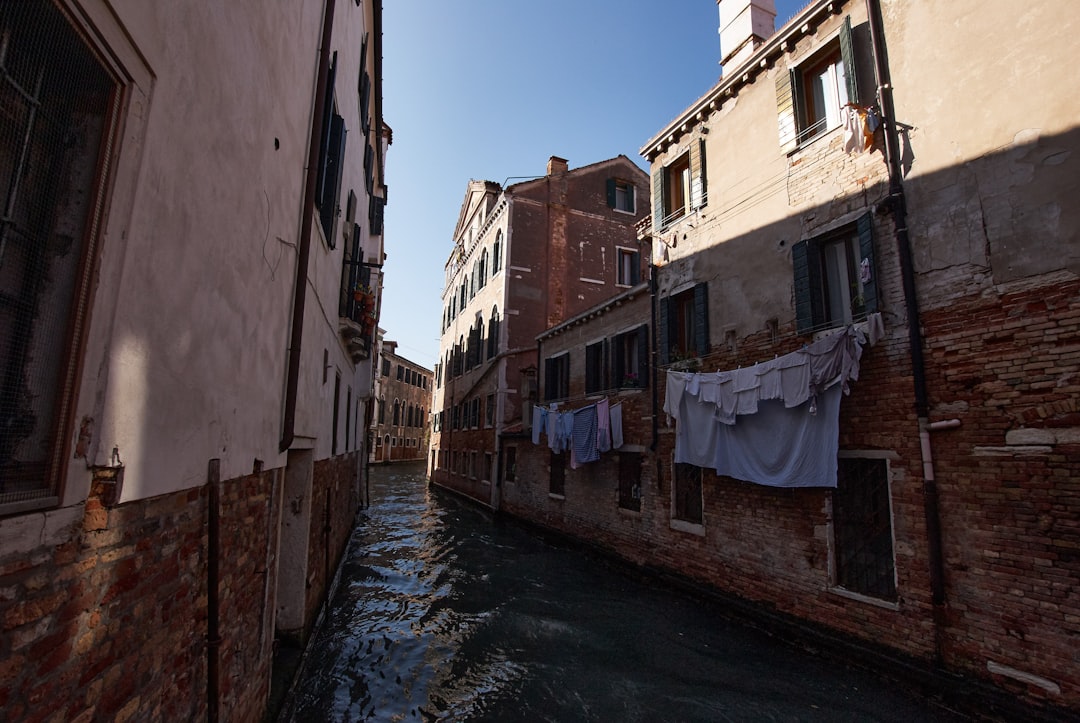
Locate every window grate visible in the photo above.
<box><xmin>0</xmin><ymin>4</ymin><xmax>115</xmax><ymax>507</ymax></box>
<box><xmin>833</xmin><ymin>457</ymin><xmax>896</xmax><ymax>600</ymax></box>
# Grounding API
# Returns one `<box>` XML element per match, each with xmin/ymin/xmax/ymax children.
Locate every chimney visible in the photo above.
<box><xmin>546</xmin><ymin>156</ymin><xmax>568</xmax><ymax>176</ymax></box>
<box><xmin>718</xmin><ymin>0</ymin><xmax>776</xmax><ymax>73</ymax></box>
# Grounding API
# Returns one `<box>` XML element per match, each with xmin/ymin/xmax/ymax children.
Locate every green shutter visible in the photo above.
<box><xmin>839</xmin><ymin>16</ymin><xmax>859</xmax><ymax>105</ymax></box>
<box><xmin>698</xmin><ymin>139</ymin><xmax>708</xmax><ymax>208</ymax></box>
<box><xmin>606</xmin><ymin>178</ymin><xmax>617</xmax><ymax>208</ymax></box>
<box><xmin>793</xmin><ymin>239</ymin><xmax>813</xmax><ymax>334</ymax></box>
<box><xmin>652</xmin><ymin>166</ymin><xmax>665</xmax><ymax>231</ymax></box>
<box><xmin>693</xmin><ymin>282</ymin><xmax>709</xmax><ymax>356</ymax></box>
<box><xmin>658</xmin><ymin>295</ymin><xmax>670</xmax><ymax>365</ymax></box>
<box><xmin>636</xmin><ymin>325</ymin><xmax>649</xmax><ymax>388</ymax></box>
<box><xmin>776</xmin><ymin>67</ymin><xmax>798</xmax><ymax>153</ymax></box>
<box><xmin>689</xmin><ymin>140</ymin><xmax>702</xmax><ymax>209</ymax></box>
<box><xmin>857</xmin><ymin>212</ymin><xmax>878</xmax><ymax>313</ymax></box>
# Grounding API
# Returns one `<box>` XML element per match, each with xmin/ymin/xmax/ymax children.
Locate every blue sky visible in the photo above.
<box><xmin>379</xmin><ymin>0</ymin><xmax>807</xmax><ymax>368</ymax></box>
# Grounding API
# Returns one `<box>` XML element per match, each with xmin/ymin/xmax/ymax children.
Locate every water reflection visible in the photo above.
<box><xmin>285</xmin><ymin>463</ymin><xmax>958</xmax><ymax>722</ymax></box>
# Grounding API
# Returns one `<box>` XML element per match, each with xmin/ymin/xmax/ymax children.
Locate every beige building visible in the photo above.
<box><xmin>0</xmin><ymin>1</ymin><xmax>388</xmax><ymax>719</ymax></box>
<box><xmin>372</xmin><ymin>340</ymin><xmax>433</xmax><ymax>463</ymax></box>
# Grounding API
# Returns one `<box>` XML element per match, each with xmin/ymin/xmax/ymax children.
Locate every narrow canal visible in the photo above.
<box><xmin>282</xmin><ymin>462</ymin><xmax>960</xmax><ymax>722</ymax></box>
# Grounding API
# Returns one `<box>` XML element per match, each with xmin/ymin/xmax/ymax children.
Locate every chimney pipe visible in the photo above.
<box><xmin>718</xmin><ymin>0</ymin><xmax>777</xmax><ymax>73</ymax></box>
<box><xmin>546</xmin><ymin>156</ymin><xmax>568</xmax><ymax>176</ymax></box>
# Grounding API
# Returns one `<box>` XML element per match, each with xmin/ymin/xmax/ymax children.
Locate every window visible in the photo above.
<box><xmin>478</xmin><ymin>249</ymin><xmax>488</xmax><ymax>289</ymax></box>
<box><xmin>0</xmin><ymin>4</ymin><xmax>117</xmax><ymax>511</ymax></box>
<box><xmin>492</xmin><ymin>231</ymin><xmax>503</xmax><ymax>273</ymax></box>
<box><xmin>616</xmin><ymin>247</ymin><xmax>640</xmax><ymax>287</ymax></box>
<box><xmin>393</xmin><ymin>400</ymin><xmax>400</xmax><ymax>425</ymax></box>
<box><xmin>831</xmin><ymin>456</ymin><xmax>896</xmax><ymax>601</ymax></box>
<box><xmin>543</xmin><ymin>353</ymin><xmax>570</xmax><ymax>401</ymax></box>
<box><xmin>316</xmin><ymin>53</ymin><xmax>347</xmax><ymax>246</ymax></box>
<box><xmin>673</xmin><ymin>463</ymin><xmax>703</xmax><ymax>525</ymax></box>
<box><xmin>793</xmin><ymin>213</ymin><xmax>877</xmax><ymax>334</ymax></box>
<box><xmin>470</xmin><ymin>398</ymin><xmax>480</xmax><ymax>429</ymax></box>
<box><xmin>606</xmin><ymin>178</ymin><xmax>635</xmax><ymax>213</ymax></box>
<box><xmin>618</xmin><ymin>453</ymin><xmax>642</xmax><ymax>512</ymax></box>
<box><xmin>484</xmin><ymin>452</ymin><xmax>492</xmax><ymax>482</ymax></box>
<box><xmin>585</xmin><ymin>341</ymin><xmax>607</xmax><ymax>395</ymax></box>
<box><xmin>397</xmin><ymin>364</ymin><xmax>404</xmax><ymax>381</ymax></box>
<box><xmin>777</xmin><ymin>16</ymin><xmax>860</xmax><ymax>151</ymax></box>
<box><xmin>377</xmin><ymin>398</ymin><xmax>385</xmax><ymax>424</ymax></box>
<box><xmin>549</xmin><ymin>452</ymin><xmax>565</xmax><ymax>496</ymax></box>
<box><xmin>469</xmin><ymin>451</ymin><xmax>477</xmax><ymax>479</ymax></box>
<box><xmin>651</xmin><ymin>139</ymin><xmax>707</xmax><ymax>231</ymax></box>
<box><xmin>487</xmin><ymin>307</ymin><xmax>500</xmax><ymax>359</ymax></box>
<box><xmin>381</xmin><ymin>358</ymin><xmax>391</xmax><ymax>376</ymax></box>
<box><xmin>503</xmin><ymin>446</ymin><xmax>517</xmax><ymax>482</ymax></box>
<box><xmin>485</xmin><ymin>394</ymin><xmax>495</xmax><ymax>428</ymax></box>
<box><xmin>659</xmin><ymin>283</ymin><xmax>709</xmax><ymax>365</ymax></box>
<box><xmin>614</xmin><ymin>326</ymin><xmax>648</xmax><ymax>389</ymax></box>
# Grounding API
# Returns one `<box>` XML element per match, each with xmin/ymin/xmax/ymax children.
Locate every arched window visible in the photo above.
<box><xmin>487</xmin><ymin>307</ymin><xmax>500</xmax><ymax>359</ymax></box>
<box><xmin>393</xmin><ymin>399</ymin><xmax>400</xmax><ymax>425</ymax></box>
<box><xmin>493</xmin><ymin>230</ymin><xmax>503</xmax><ymax>273</ymax></box>
<box><xmin>479</xmin><ymin>249</ymin><xmax>488</xmax><ymax>289</ymax></box>
<box><xmin>407</xmin><ymin>403</ymin><xmax>414</xmax><ymax>427</ymax></box>
<box><xmin>378</xmin><ymin>397</ymin><xmax>386</xmax><ymax>424</ymax></box>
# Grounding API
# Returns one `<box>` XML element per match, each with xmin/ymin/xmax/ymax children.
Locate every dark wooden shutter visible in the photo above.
<box><xmin>606</xmin><ymin>178</ymin><xmax>617</xmax><ymax>208</ymax></box>
<box><xmin>658</xmin><ymin>295</ymin><xmax>670</xmax><ymax>365</ymax></box>
<box><xmin>857</xmin><ymin>212</ymin><xmax>878</xmax><ymax>313</ymax></box>
<box><xmin>693</xmin><ymin>283</ymin><xmax>710</xmax><ymax>356</ymax></box>
<box><xmin>630</xmin><ymin>251</ymin><xmax>641</xmax><ymax>285</ymax></box>
<box><xmin>613</xmin><ymin>337</ymin><xmax>625</xmax><ymax>388</ymax></box>
<box><xmin>839</xmin><ymin>16</ymin><xmax>859</xmax><ymax>105</ymax></box>
<box><xmin>776</xmin><ymin>67</ymin><xmax>798</xmax><ymax>153</ymax></box>
<box><xmin>636</xmin><ymin>325</ymin><xmax>649</xmax><ymax>387</ymax></box>
<box><xmin>316</xmin><ymin>53</ymin><xmax>338</xmax><ymax>203</ymax></box>
<box><xmin>320</xmin><ymin>113</ymin><xmax>346</xmax><ymax>244</ymax></box>
<box><xmin>793</xmin><ymin>239</ymin><xmax>813</xmax><ymax>334</ymax></box>
<box><xmin>652</xmin><ymin>166</ymin><xmax>665</xmax><ymax>232</ymax></box>
<box><xmin>585</xmin><ymin>343</ymin><xmax>601</xmax><ymax>393</ymax></box>
<box><xmin>544</xmin><ymin>357</ymin><xmax>555</xmax><ymax>401</ymax></box>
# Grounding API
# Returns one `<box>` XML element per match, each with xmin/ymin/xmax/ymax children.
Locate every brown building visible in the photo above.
<box><xmin>430</xmin><ymin>156</ymin><xmax>650</xmax><ymax>506</ymax></box>
<box><xmin>489</xmin><ymin>0</ymin><xmax>1080</xmax><ymax>717</ymax></box>
<box><xmin>372</xmin><ymin>341</ymin><xmax>432</xmax><ymax>463</ymax></box>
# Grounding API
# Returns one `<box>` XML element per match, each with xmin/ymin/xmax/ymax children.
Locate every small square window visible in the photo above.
<box><xmin>607</xmin><ymin>178</ymin><xmax>635</xmax><ymax>213</ymax></box>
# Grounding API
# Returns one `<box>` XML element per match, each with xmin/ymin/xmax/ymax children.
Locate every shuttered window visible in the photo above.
<box><xmin>651</xmin><ymin>142</ymin><xmax>707</xmax><ymax>233</ymax></box>
<box><xmin>793</xmin><ymin>212</ymin><xmax>877</xmax><ymax>334</ymax></box>
<box><xmin>659</xmin><ymin>283</ymin><xmax>710</xmax><ymax>365</ymax></box>
<box><xmin>776</xmin><ymin>16</ymin><xmax>859</xmax><ymax>151</ymax></box>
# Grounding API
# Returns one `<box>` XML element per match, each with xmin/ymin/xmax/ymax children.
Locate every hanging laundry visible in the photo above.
<box><xmin>596</xmin><ymin>398</ymin><xmax>611</xmax><ymax>453</ymax></box>
<box><xmin>532</xmin><ymin>406</ymin><xmax>545</xmax><ymax>446</ymax></box>
<box><xmin>610</xmin><ymin>403</ymin><xmax>624</xmax><ymax>450</ymax></box>
<box><xmin>571</xmin><ymin>405</ymin><xmax>600</xmax><ymax>469</ymax></box>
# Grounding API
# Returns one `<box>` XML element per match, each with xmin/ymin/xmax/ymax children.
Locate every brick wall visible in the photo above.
<box><xmin>0</xmin><ymin>464</ymin><xmax>285</xmax><ymax>722</ymax></box>
<box><xmin>306</xmin><ymin>453</ymin><xmax>362</xmax><ymax>629</ymax></box>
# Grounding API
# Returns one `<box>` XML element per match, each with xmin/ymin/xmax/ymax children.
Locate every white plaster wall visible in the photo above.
<box><xmin>67</xmin><ymin>0</ymin><xmax>373</xmax><ymax>504</ymax></box>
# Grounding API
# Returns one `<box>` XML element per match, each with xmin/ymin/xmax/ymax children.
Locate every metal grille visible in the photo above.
<box><xmin>673</xmin><ymin>462</ymin><xmax>702</xmax><ymax>523</ymax></box>
<box><xmin>0</xmin><ymin>3</ymin><xmax>115</xmax><ymax>506</ymax></box>
<box><xmin>833</xmin><ymin>457</ymin><xmax>897</xmax><ymax>600</ymax></box>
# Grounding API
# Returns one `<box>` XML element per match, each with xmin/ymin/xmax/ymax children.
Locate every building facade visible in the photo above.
<box><xmin>372</xmin><ymin>340</ymin><xmax>433</xmax><ymax>463</ymax></box>
<box><xmin>0</xmin><ymin>1</ymin><xmax>388</xmax><ymax>720</ymax></box>
<box><xmin>430</xmin><ymin>156</ymin><xmax>650</xmax><ymax>507</ymax></box>
<box><xmin>490</xmin><ymin>0</ymin><xmax>1080</xmax><ymax>716</ymax></box>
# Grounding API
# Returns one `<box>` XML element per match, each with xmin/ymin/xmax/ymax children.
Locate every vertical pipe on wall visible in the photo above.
<box><xmin>864</xmin><ymin>0</ymin><xmax>946</xmax><ymax>613</ymax></box>
<box><xmin>280</xmin><ymin>0</ymin><xmax>337</xmax><ymax>452</ymax></box>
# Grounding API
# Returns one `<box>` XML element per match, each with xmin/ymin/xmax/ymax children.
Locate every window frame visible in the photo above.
<box><xmin>543</xmin><ymin>352</ymin><xmax>570</xmax><ymax>402</ymax></box>
<box><xmin>792</xmin><ymin>212</ymin><xmax>877</xmax><ymax>335</ymax></box>
<box><xmin>659</xmin><ymin>283</ymin><xmax>710</xmax><ymax>365</ymax></box>
<box><xmin>671</xmin><ymin>461</ymin><xmax>704</xmax><ymax>534</ymax></box>
<box><xmin>651</xmin><ymin>139</ymin><xmax>708</xmax><ymax>232</ymax></box>
<box><xmin>618</xmin><ymin>452</ymin><xmax>642</xmax><ymax>512</ymax></box>
<box><xmin>613</xmin><ymin>325</ymin><xmax>649</xmax><ymax>390</ymax></box>
<box><xmin>615</xmin><ymin>246</ymin><xmax>641</xmax><ymax>287</ymax></box>
<box><xmin>828</xmin><ymin>453</ymin><xmax>898</xmax><ymax>605</ymax></box>
<box><xmin>777</xmin><ymin>16</ymin><xmax>860</xmax><ymax>152</ymax></box>
<box><xmin>606</xmin><ymin>177</ymin><xmax>636</xmax><ymax>214</ymax></box>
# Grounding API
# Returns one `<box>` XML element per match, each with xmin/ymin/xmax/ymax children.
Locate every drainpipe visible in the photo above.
<box><xmin>649</xmin><ymin>264</ymin><xmax>660</xmax><ymax>453</ymax></box>
<box><xmin>206</xmin><ymin>458</ymin><xmax>221</xmax><ymax>723</ymax></box>
<box><xmin>864</xmin><ymin>0</ymin><xmax>946</xmax><ymax>611</ymax></box>
<box><xmin>280</xmin><ymin>0</ymin><xmax>337</xmax><ymax>452</ymax></box>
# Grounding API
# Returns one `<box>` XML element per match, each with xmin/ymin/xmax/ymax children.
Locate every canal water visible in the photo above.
<box><xmin>283</xmin><ymin>462</ymin><xmax>960</xmax><ymax>722</ymax></box>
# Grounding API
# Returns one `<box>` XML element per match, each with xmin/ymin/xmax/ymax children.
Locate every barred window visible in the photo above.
<box><xmin>832</xmin><ymin>456</ymin><xmax>897</xmax><ymax>601</ymax></box>
<box><xmin>0</xmin><ymin>3</ymin><xmax>118</xmax><ymax>511</ymax></box>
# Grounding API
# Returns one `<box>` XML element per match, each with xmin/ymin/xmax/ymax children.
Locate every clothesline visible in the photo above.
<box><xmin>531</xmin><ymin>399</ymin><xmax>626</xmax><ymax>469</ymax></box>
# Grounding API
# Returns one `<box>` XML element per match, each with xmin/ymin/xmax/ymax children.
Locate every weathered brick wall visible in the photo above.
<box><xmin>921</xmin><ymin>280</ymin><xmax>1080</xmax><ymax>705</ymax></box>
<box><xmin>306</xmin><ymin>452</ymin><xmax>362</xmax><ymax>630</ymax></box>
<box><xmin>0</xmin><ymin>464</ymin><xmax>285</xmax><ymax>722</ymax></box>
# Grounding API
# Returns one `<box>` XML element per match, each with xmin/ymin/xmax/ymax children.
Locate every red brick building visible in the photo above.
<box><xmin>491</xmin><ymin>0</ymin><xmax>1080</xmax><ymax>717</ymax></box>
<box><xmin>372</xmin><ymin>341</ymin><xmax>433</xmax><ymax>463</ymax></box>
<box><xmin>430</xmin><ymin>156</ymin><xmax>650</xmax><ymax>506</ymax></box>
